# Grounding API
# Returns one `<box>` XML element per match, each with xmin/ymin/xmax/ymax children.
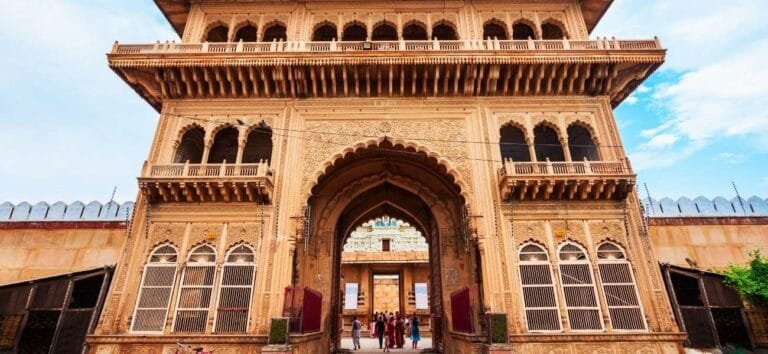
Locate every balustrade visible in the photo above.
<box><xmin>501</xmin><ymin>158</ymin><xmax>625</xmax><ymax>177</ymax></box>
<box><xmin>498</xmin><ymin>158</ymin><xmax>633</xmax><ymax>201</ymax></box>
<box><xmin>144</xmin><ymin>160</ymin><xmax>271</xmax><ymax>179</ymax></box>
<box><xmin>112</xmin><ymin>38</ymin><xmax>661</xmax><ymax>55</ymax></box>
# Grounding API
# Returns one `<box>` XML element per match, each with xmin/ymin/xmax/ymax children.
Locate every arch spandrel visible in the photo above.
<box><xmin>302</xmin><ymin>137</ymin><xmax>471</xmax><ymax>203</ymax></box>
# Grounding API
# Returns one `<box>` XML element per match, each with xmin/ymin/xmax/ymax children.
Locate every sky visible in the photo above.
<box><xmin>0</xmin><ymin>0</ymin><xmax>766</xmax><ymax>204</ymax></box>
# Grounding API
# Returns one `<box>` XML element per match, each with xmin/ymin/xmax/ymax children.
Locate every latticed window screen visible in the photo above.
<box><xmin>518</xmin><ymin>244</ymin><xmax>562</xmax><ymax>332</ymax></box>
<box><xmin>214</xmin><ymin>245</ymin><xmax>256</xmax><ymax>333</ymax></box>
<box><xmin>131</xmin><ymin>244</ymin><xmax>178</xmax><ymax>332</ymax></box>
<box><xmin>173</xmin><ymin>245</ymin><xmax>217</xmax><ymax>333</ymax></box>
<box><xmin>596</xmin><ymin>243</ymin><xmax>646</xmax><ymax>330</ymax></box>
<box><xmin>558</xmin><ymin>243</ymin><xmax>603</xmax><ymax>331</ymax></box>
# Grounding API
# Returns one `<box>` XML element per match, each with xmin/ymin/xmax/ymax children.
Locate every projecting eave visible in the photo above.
<box><xmin>154</xmin><ymin>0</ymin><xmax>190</xmax><ymax>37</ymax></box>
<box><xmin>108</xmin><ymin>39</ymin><xmax>664</xmax><ymax>112</ymax></box>
<box><xmin>581</xmin><ymin>0</ymin><xmax>613</xmax><ymax>33</ymax></box>
<box><xmin>154</xmin><ymin>0</ymin><xmax>613</xmax><ymax>37</ymax></box>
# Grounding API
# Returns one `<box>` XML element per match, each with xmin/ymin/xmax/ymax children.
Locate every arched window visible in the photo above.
<box><xmin>174</xmin><ymin>126</ymin><xmax>205</xmax><ymax>163</ymax></box>
<box><xmin>500</xmin><ymin>125</ymin><xmax>530</xmax><ymax>161</ymax></box>
<box><xmin>542</xmin><ymin>22</ymin><xmax>565</xmax><ymax>40</ymax></box>
<box><xmin>512</xmin><ymin>22</ymin><xmax>535</xmax><ymax>40</ymax></box>
<box><xmin>558</xmin><ymin>243</ymin><xmax>603</xmax><ymax>331</ymax></box>
<box><xmin>206</xmin><ymin>24</ymin><xmax>229</xmax><ymax>42</ymax></box>
<box><xmin>208</xmin><ymin>126</ymin><xmax>239</xmax><ymax>163</ymax></box>
<box><xmin>262</xmin><ymin>23</ymin><xmax>287</xmax><ymax>42</ymax></box>
<box><xmin>173</xmin><ymin>245</ymin><xmax>216</xmax><ymax>333</ymax></box>
<box><xmin>432</xmin><ymin>22</ymin><xmax>458</xmax><ymax>40</ymax></box>
<box><xmin>518</xmin><ymin>244</ymin><xmax>561</xmax><ymax>331</ymax></box>
<box><xmin>342</xmin><ymin>22</ymin><xmax>367</xmax><ymax>41</ymax></box>
<box><xmin>312</xmin><ymin>22</ymin><xmax>337</xmax><ymax>41</ymax></box>
<box><xmin>596</xmin><ymin>243</ymin><xmax>646</xmax><ymax>330</ymax></box>
<box><xmin>483</xmin><ymin>21</ymin><xmax>508</xmax><ymax>40</ymax></box>
<box><xmin>242</xmin><ymin>125</ymin><xmax>273</xmax><ymax>164</ymax></box>
<box><xmin>402</xmin><ymin>22</ymin><xmax>428</xmax><ymax>40</ymax></box>
<box><xmin>131</xmin><ymin>244</ymin><xmax>178</xmax><ymax>333</ymax></box>
<box><xmin>533</xmin><ymin>124</ymin><xmax>565</xmax><ymax>162</ymax></box>
<box><xmin>568</xmin><ymin>125</ymin><xmax>599</xmax><ymax>161</ymax></box>
<box><xmin>234</xmin><ymin>24</ymin><xmax>258</xmax><ymax>42</ymax></box>
<box><xmin>214</xmin><ymin>245</ymin><xmax>256</xmax><ymax>333</ymax></box>
<box><xmin>372</xmin><ymin>23</ymin><xmax>398</xmax><ymax>41</ymax></box>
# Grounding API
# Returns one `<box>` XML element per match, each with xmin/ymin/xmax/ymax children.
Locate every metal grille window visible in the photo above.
<box><xmin>214</xmin><ymin>245</ymin><xmax>256</xmax><ymax>333</ymax></box>
<box><xmin>596</xmin><ymin>243</ymin><xmax>647</xmax><ymax>330</ymax></box>
<box><xmin>518</xmin><ymin>244</ymin><xmax>562</xmax><ymax>332</ymax></box>
<box><xmin>131</xmin><ymin>244</ymin><xmax>178</xmax><ymax>333</ymax></box>
<box><xmin>558</xmin><ymin>243</ymin><xmax>603</xmax><ymax>331</ymax></box>
<box><xmin>173</xmin><ymin>245</ymin><xmax>217</xmax><ymax>333</ymax></box>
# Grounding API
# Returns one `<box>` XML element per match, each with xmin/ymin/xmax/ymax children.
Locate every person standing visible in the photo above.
<box><xmin>351</xmin><ymin>316</ymin><xmax>362</xmax><ymax>350</ymax></box>
<box><xmin>395</xmin><ymin>312</ymin><xmax>405</xmax><ymax>348</ymax></box>
<box><xmin>385</xmin><ymin>314</ymin><xmax>396</xmax><ymax>352</ymax></box>
<box><xmin>410</xmin><ymin>314</ymin><xmax>421</xmax><ymax>349</ymax></box>
<box><xmin>375</xmin><ymin>314</ymin><xmax>386</xmax><ymax>349</ymax></box>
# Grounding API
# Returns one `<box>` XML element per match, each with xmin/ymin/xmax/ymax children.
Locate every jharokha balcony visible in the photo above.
<box><xmin>138</xmin><ymin>160</ymin><xmax>273</xmax><ymax>203</ymax></box>
<box><xmin>498</xmin><ymin>158</ymin><xmax>634</xmax><ymax>201</ymax></box>
<box><xmin>108</xmin><ymin>38</ymin><xmax>665</xmax><ymax>111</ymax></box>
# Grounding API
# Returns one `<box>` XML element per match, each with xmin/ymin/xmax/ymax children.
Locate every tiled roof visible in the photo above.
<box><xmin>0</xmin><ymin>201</ymin><xmax>134</xmax><ymax>222</ymax></box>
<box><xmin>642</xmin><ymin>196</ymin><xmax>768</xmax><ymax>217</ymax></box>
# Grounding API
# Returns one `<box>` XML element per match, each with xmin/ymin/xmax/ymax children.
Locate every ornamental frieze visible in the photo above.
<box><xmin>300</xmin><ymin>118</ymin><xmax>473</xmax><ymax>198</ymax></box>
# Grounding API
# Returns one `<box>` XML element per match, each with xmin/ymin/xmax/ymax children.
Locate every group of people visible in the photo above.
<box><xmin>350</xmin><ymin>311</ymin><xmax>421</xmax><ymax>351</ymax></box>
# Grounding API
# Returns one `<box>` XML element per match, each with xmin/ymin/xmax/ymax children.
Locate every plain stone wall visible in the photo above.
<box><xmin>0</xmin><ymin>225</ymin><xmax>125</xmax><ymax>285</ymax></box>
<box><xmin>648</xmin><ymin>221</ymin><xmax>768</xmax><ymax>269</ymax></box>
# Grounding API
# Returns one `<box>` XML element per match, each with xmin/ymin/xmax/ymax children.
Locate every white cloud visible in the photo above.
<box><xmin>715</xmin><ymin>152</ymin><xmax>747</xmax><ymax>164</ymax></box>
<box><xmin>654</xmin><ymin>39</ymin><xmax>768</xmax><ymax>141</ymax></box>
<box><xmin>594</xmin><ymin>0</ymin><xmax>768</xmax><ymax>71</ymax></box>
<box><xmin>644</xmin><ymin>134</ymin><xmax>678</xmax><ymax>149</ymax></box>
<box><xmin>597</xmin><ymin>1</ymin><xmax>768</xmax><ymax>172</ymax></box>
<box><xmin>624</xmin><ymin>95</ymin><xmax>638</xmax><ymax>105</ymax></box>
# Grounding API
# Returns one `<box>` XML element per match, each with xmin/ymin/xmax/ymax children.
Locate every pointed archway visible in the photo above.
<box><xmin>294</xmin><ymin>140</ymin><xmax>481</xmax><ymax>353</ymax></box>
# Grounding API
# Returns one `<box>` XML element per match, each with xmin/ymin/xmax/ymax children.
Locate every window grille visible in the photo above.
<box><xmin>518</xmin><ymin>244</ymin><xmax>561</xmax><ymax>331</ymax></box>
<box><xmin>131</xmin><ymin>244</ymin><xmax>178</xmax><ymax>333</ymax></box>
<box><xmin>214</xmin><ymin>245</ymin><xmax>256</xmax><ymax>333</ymax></box>
<box><xmin>558</xmin><ymin>243</ymin><xmax>603</xmax><ymax>331</ymax></box>
<box><xmin>597</xmin><ymin>243</ymin><xmax>646</xmax><ymax>330</ymax></box>
<box><xmin>173</xmin><ymin>245</ymin><xmax>217</xmax><ymax>333</ymax></box>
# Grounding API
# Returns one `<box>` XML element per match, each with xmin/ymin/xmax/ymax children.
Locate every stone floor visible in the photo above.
<box><xmin>340</xmin><ymin>337</ymin><xmax>433</xmax><ymax>353</ymax></box>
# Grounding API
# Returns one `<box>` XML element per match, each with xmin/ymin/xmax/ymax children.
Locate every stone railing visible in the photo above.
<box><xmin>499</xmin><ymin>158</ymin><xmax>628</xmax><ymax>177</ymax></box>
<box><xmin>143</xmin><ymin>160</ymin><xmax>272</xmax><ymax>179</ymax></box>
<box><xmin>112</xmin><ymin>37</ymin><xmax>662</xmax><ymax>55</ymax></box>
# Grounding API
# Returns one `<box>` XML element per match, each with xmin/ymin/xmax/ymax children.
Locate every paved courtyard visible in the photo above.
<box><xmin>340</xmin><ymin>337</ymin><xmax>433</xmax><ymax>353</ymax></box>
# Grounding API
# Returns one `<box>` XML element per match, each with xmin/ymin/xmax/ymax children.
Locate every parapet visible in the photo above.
<box><xmin>0</xmin><ymin>201</ymin><xmax>134</xmax><ymax>222</ymax></box>
<box><xmin>642</xmin><ymin>196</ymin><xmax>768</xmax><ymax>217</ymax></box>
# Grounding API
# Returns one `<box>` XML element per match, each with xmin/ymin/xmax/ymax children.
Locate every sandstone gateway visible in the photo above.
<box><xmin>87</xmin><ymin>0</ymin><xmax>683</xmax><ymax>352</ymax></box>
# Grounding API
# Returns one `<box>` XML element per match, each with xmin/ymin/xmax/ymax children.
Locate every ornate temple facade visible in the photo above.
<box><xmin>91</xmin><ymin>0</ymin><xmax>682</xmax><ymax>352</ymax></box>
<box><xmin>5</xmin><ymin>0</ymin><xmax>694</xmax><ymax>353</ymax></box>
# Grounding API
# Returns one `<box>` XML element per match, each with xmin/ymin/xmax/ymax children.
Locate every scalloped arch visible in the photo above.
<box><xmin>175</xmin><ymin>122</ymin><xmax>205</xmax><ymax>144</ymax></box>
<box><xmin>566</xmin><ymin>119</ymin><xmax>600</xmax><ymax>145</ymax></box>
<box><xmin>540</xmin><ymin>17</ymin><xmax>570</xmax><ymax>39</ymax></box>
<box><xmin>202</xmin><ymin>20</ymin><xmax>230</xmax><ymax>42</ymax></box>
<box><xmin>305</xmin><ymin>138</ymin><xmax>470</xmax><ymax>200</ymax></box>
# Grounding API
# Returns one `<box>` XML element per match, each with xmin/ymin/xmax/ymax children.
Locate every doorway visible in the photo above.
<box><xmin>294</xmin><ymin>140</ymin><xmax>482</xmax><ymax>353</ymax></box>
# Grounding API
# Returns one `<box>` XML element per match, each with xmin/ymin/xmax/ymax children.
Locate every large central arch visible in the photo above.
<box><xmin>294</xmin><ymin>140</ymin><xmax>482</xmax><ymax>352</ymax></box>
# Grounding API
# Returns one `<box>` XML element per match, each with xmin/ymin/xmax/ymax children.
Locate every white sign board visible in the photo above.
<box><xmin>415</xmin><ymin>283</ymin><xmax>429</xmax><ymax>310</ymax></box>
<box><xmin>344</xmin><ymin>283</ymin><xmax>359</xmax><ymax>310</ymax></box>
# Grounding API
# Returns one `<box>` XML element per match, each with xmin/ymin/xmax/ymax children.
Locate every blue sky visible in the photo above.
<box><xmin>0</xmin><ymin>0</ymin><xmax>766</xmax><ymax>203</ymax></box>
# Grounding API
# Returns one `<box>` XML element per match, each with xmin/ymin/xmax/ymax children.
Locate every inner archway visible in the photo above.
<box><xmin>294</xmin><ymin>140</ymin><xmax>481</xmax><ymax>353</ymax></box>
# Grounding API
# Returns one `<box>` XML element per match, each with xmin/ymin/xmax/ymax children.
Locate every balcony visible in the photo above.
<box><xmin>498</xmin><ymin>158</ymin><xmax>635</xmax><ymax>201</ymax></box>
<box><xmin>108</xmin><ymin>38</ymin><xmax>665</xmax><ymax>110</ymax></box>
<box><xmin>138</xmin><ymin>161</ymin><xmax>273</xmax><ymax>203</ymax></box>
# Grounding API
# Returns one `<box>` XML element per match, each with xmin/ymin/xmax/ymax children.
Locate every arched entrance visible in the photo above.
<box><xmin>294</xmin><ymin>140</ymin><xmax>481</xmax><ymax>353</ymax></box>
